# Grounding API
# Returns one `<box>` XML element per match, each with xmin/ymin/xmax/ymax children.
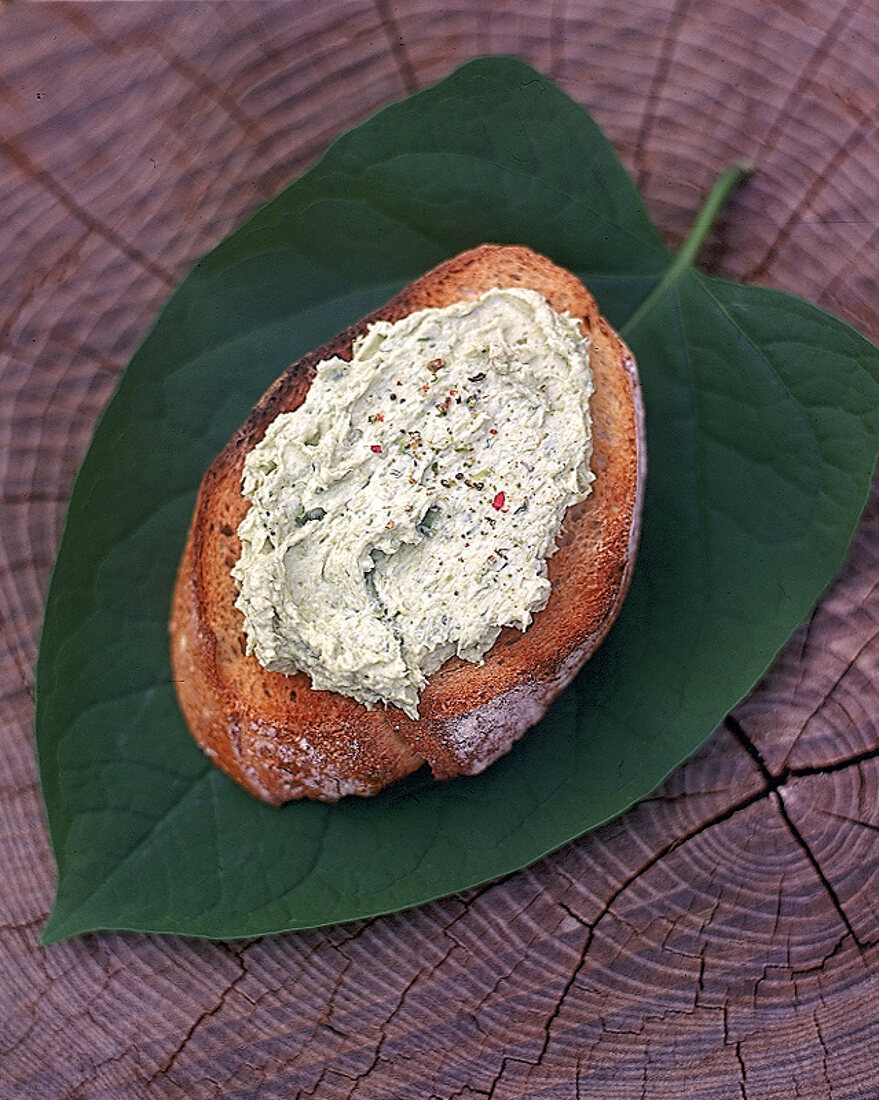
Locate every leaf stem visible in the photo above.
<box><xmin>679</xmin><ymin>163</ymin><xmax>753</xmax><ymax>267</ymax></box>
<box><xmin>621</xmin><ymin>163</ymin><xmax>752</xmax><ymax>339</ymax></box>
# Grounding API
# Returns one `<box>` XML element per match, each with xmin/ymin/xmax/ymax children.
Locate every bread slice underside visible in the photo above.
<box><xmin>170</xmin><ymin>244</ymin><xmax>645</xmax><ymax>803</ymax></box>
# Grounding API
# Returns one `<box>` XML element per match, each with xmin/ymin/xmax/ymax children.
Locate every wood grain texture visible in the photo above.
<box><xmin>1</xmin><ymin>1</ymin><xmax>877</xmax><ymax>1096</ymax></box>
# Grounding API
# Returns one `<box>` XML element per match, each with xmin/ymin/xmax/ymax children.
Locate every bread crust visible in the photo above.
<box><xmin>170</xmin><ymin>245</ymin><xmax>645</xmax><ymax>803</ymax></box>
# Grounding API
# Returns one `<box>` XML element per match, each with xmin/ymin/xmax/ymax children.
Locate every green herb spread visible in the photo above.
<box><xmin>232</xmin><ymin>287</ymin><xmax>594</xmax><ymax>718</ymax></box>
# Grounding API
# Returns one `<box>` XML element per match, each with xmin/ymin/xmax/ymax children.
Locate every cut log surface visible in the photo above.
<box><xmin>1</xmin><ymin>2</ymin><xmax>877</xmax><ymax>1096</ymax></box>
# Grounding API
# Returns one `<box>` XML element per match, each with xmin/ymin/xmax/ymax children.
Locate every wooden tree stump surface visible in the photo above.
<box><xmin>2</xmin><ymin>2</ymin><xmax>878</xmax><ymax>1096</ymax></box>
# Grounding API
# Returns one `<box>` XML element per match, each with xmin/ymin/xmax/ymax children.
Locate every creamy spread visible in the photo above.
<box><xmin>232</xmin><ymin>287</ymin><xmax>594</xmax><ymax>718</ymax></box>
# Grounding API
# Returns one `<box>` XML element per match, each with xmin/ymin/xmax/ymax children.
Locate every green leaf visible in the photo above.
<box><xmin>36</xmin><ymin>57</ymin><xmax>879</xmax><ymax>943</ymax></box>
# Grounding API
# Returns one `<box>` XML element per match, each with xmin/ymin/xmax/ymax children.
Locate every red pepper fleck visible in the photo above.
<box><xmin>371</xmin><ymin>444</ymin><xmax>383</xmax><ymax>453</ymax></box>
<box><xmin>375</xmin><ymin>412</ymin><xmax>385</xmax><ymax>422</ymax></box>
<box><xmin>489</xmin><ymin>428</ymin><xmax>498</xmax><ymax>435</ymax></box>
<box><xmin>492</xmin><ymin>492</ymin><xmax>506</xmax><ymax>510</ymax></box>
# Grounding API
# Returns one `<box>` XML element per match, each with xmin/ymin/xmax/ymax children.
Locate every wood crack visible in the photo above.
<box><xmin>733</xmin><ymin>1032</ymin><xmax>748</xmax><ymax>1099</ymax></box>
<box><xmin>374</xmin><ymin>0</ymin><xmax>419</xmax><ymax>94</ymax></box>
<box><xmin>339</xmin><ymin>969</ymin><xmax>422</xmax><ymax>1093</ymax></box>
<box><xmin>774</xmin><ymin>788</ymin><xmax>861</xmax><ymax>946</ymax></box>
<box><xmin>478</xmin><ymin>783</ymin><xmax>773</xmax><ymax>1093</ymax></box>
<box><xmin>777</xmin><ymin>618</ymin><xmax>879</xmax><ymax>775</ymax></box>
<box><xmin>150</xmin><ymin>943</ymin><xmax>249</xmax><ymax>1084</ymax></box>
<box><xmin>725</xmin><ymin>715</ymin><xmax>866</xmax><ymax>948</ymax></box>
<box><xmin>727</xmin><ymin>712</ymin><xmax>879</xmax><ymax>786</ymax></box>
<box><xmin>813</xmin><ymin>1008</ymin><xmax>833</xmax><ymax>1096</ymax></box>
<box><xmin>476</xmin><ymin>701</ymin><xmax>879</xmax><ymax>1090</ymax></box>
<box><xmin>0</xmin><ymin>913</ymin><xmax>43</xmax><ymax>939</ymax></box>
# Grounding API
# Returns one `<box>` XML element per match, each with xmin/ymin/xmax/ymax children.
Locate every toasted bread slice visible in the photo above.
<box><xmin>170</xmin><ymin>245</ymin><xmax>645</xmax><ymax>803</ymax></box>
